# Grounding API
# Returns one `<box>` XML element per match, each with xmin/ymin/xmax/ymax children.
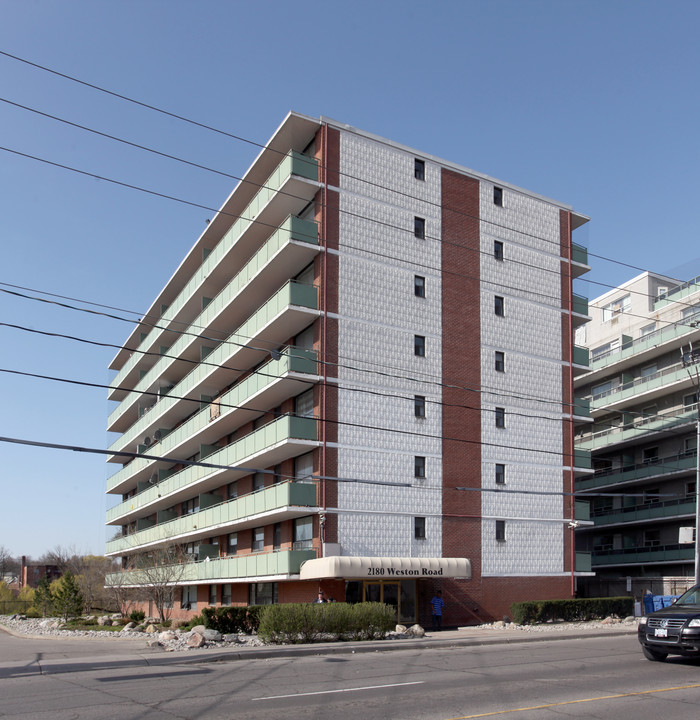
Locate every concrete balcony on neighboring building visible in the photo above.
<box><xmin>575</xmin><ymin>406</ymin><xmax>697</xmax><ymax>452</ymax></box>
<box><xmin>108</xmin><ymin>281</ymin><xmax>319</xmax><ymax>433</ymax></box>
<box><xmin>105</xmin><ymin>548</ymin><xmax>317</xmax><ymax>587</ymax></box>
<box><xmin>576</xmin><ymin>451</ymin><xmax>697</xmax><ymax>492</ymax></box>
<box><xmin>106</xmin><ymin>481</ymin><xmax>318</xmax><ymax>556</ymax></box>
<box><xmin>591</xmin><ymin>544</ymin><xmax>695</xmax><ymax>568</ymax></box>
<box><xmin>107</xmin><ymin>348</ymin><xmax>319</xmax><ymax>478</ymax></box>
<box><xmin>588</xmin><ymin>498</ymin><xmax>696</xmax><ymax>529</ymax></box>
<box><xmin>106</xmin><ymin>414</ymin><xmax>319</xmax><ymax>525</ymax></box>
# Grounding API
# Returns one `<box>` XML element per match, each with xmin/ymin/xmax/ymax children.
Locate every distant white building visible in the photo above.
<box><xmin>105</xmin><ymin>112</ymin><xmax>590</xmax><ymax>624</ymax></box>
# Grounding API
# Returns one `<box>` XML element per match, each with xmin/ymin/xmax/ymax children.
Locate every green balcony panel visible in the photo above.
<box><xmin>573</xmin><ymin>449</ymin><xmax>592</xmax><ymax>470</ymax></box>
<box><xmin>573</xmin><ymin>345</ymin><xmax>589</xmax><ymax>367</ymax></box>
<box><xmin>157</xmin><ymin>508</ymin><xmax>178</xmax><ymax>524</ymax></box>
<box><xmin>136</xmin><ymin>517</ymin><xmax>156</xmax><ymax>532</ymax></box>
<box><xmin>574</xmin><ymin>501</ymin><xmax>590</xmax><ymax>522</ymax></box>
<box><xmin>572</xmin><ymin>294</ymin><xmax>589</xmax><ymax>316</ymax></box>
<box><xmin>199</xmin><ymin>543</ymin><xmax>220</xmax><ymax>561</ymax></box>
<box><xmin>592</xmin><ymin>499</ymin><xmax>696</xmax><ymax>526</ymax></box>
<box><xmin>575</xmin><ymin>552</ymin><xmax>592</xmax><ymax>572</ymax></box>
<box><xmin>571</xmin><ymin>244</ymin><xmax>588</xmax><ymax>266</ymax></box>
<box><xmin>574</xmin><ymin>397</ymin><xmax>590</xmax><ymax>418</ymax></box>
<box><xmin>105</xmin><ymin>548</ymin><xmax>316</xmax><ymax>587</ymax></box>
<box><xmin>200</xmin><ymin>492</ymin><xmax>223</xmax><ymax>510</ymax></box>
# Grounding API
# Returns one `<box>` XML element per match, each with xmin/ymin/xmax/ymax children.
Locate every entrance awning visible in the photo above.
<box><xmin>299</xmin><ymin>556</ymin><xmax>471</xmax><ymax>580</ymax></box>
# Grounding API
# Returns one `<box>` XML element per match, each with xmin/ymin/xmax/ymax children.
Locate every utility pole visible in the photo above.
<box><xmin>681</xmin><ymin>343</ymin><xmax>700</xmax><ymax>586</ymax></box>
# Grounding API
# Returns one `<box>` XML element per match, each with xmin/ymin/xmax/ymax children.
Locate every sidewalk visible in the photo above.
<box><xmin>0</xmin><ymin>620</ymin><xmax>639</xmax><ymax>676</ymax></box>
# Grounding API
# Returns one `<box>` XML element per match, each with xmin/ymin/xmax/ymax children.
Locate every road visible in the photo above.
<box><xmin>2</xmin><ymin>631</ymin><xmax>699</xmax><ymax>719</ymax></box>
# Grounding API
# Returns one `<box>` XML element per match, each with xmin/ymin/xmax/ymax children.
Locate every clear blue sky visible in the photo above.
<box><xmin>1</xmin><ymin>0</ymin><xmax>698</xmax><ymax>559</ymax></box>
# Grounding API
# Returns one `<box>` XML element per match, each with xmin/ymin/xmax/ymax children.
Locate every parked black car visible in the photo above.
<box><xmin>638</xmin><ymin>585</ymin><xmax>700</xmax><ymax>661</ymax></box>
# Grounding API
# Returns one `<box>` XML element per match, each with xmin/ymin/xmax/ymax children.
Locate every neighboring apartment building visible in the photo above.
<box><xmin>574</xmin><ymin>272</ymin><xmax>700</xmax><ymax>597</ymax></box>
<box><xmin>104</xmin><ymin>112</ymin><xmax>591</xmax><ymax>625</ymax></box>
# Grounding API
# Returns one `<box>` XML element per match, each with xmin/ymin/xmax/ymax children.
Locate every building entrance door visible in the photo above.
<box><xmin>345</xmin><ymin>579</ymin><xmax>417</xmax><ymax>624</ymax></box>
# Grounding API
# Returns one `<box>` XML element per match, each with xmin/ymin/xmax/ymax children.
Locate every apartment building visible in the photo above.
<box><xmin>104</xmin><ymin>112</ymin><xmax>591</xmax><ymax>625</ymax></box>
<box><xmin>574</xmin><ymin>272</ymin><xmax>700</xmax><ymax>596</ymax></box>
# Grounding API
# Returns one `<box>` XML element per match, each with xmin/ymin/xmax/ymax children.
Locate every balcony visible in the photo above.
<box><xmin>106</xmin><ymin>414</ymin><xmax>319</xmax><ymax>525</ymax></box>
<box><xmin>592</xmin><ymin>544</ymin><xmax>695</xmax><ymax>567</ymax></box>
<box><xmin>574</xmin><ymin>501</ymin><xmax>591</xmax><ymax>522</ymax></box>
<box><xmin>105</xmin><ymin>548</ymin><xmax>317</xmax><ymax>587</ymax></box>
<box><xmin>110</xmin><ymin>215</ymin><xmax>319</xmax><ymax>400</ymax></box>
<box><xmin>571</xmin><ymin>294</ymin><xmax>590</xmax><ymax>326</ymax></box>
<box><xmin>575</xmin><ymin>405</ymin><xmax>697</xmax><ymax>451</ymax></box>
<box><xmin>108</xmin><ymin>281</ymin><xmax>319</xmax><ymax>433</ymax></box>
<box><xmin>575</xmin><ymin>451</ymin><xmax>697</xmax><ymax>492</ymax></box>
<box><xmin>573</xmin><ymin>345</ymin><xmax>589</xmax><ymax>370</ymax></box>
<box><xmin>573</xmin><ymin>397</ymin><xmax>591</xmax><ymax>419</ymax></box>
<box><xmin>106</xmin><ymin>481</ymin><xmax>318</xmax><ymax>556</ymax></box>
<box><xmin>573</xmin><ymin>449</ymin><xmax>592</xmax><ymax>471</ymax></box>
<box><xmin>107</xmin><ymin>348</ymin><xmax>319</xmax><ymax>479</ymax></box>
<box><xmin>589</xmin><ymin>498</ymin><xmax>696</xmax><ymax>528</ymax></box>
<box><xmin>653</xmin><ymin>276</ymin><xmax>700</xmax><ymax>311</ymax></box>
<box><xmin>589</xmin><ymin>362</ymin><xmax>696</xmax><ymax>415</ymax></box>
<box><xmin>109</xmin><ymin>150</ymin><xmax>319</xmax><ymax>379</ymax></box>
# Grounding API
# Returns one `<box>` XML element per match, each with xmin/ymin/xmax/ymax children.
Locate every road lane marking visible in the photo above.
<box><xmin>253</xmin><ymin>680</ymin><xmax>424</xmax><ymax>700</ymax></box>
<box><xmin>445</xmin><ymin>682</ymin><xmax>700</xmax><ymax>719</ymax></box>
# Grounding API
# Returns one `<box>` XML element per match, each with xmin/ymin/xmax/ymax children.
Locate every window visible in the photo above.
<box><xmin>494</xmin><ymin>240</ymin><xmax>504</xmax><ymax>261</ymax></box>
<box><xmin>414</xmin><ymin>158</ymin><xmax>425</xmax><ymax>180</ymax></box>
<box><xmin>414</xmin><ymin>516</ymin><xmax>426</xmax><ymax>539</ymax></box>
<box><xmin>293</xmin><ymin>516</ymin><xmax>313</xmax><ymax>550</ymax></box>
<box><xmin>495</xmin><ymin>407</ymin><xmax>505</xmax><ymax>428</ymax></box>
<box><xmin>295</xmin><ymin>452</ymin><xmax>314</xmax><ymax>481</ymax></box>
<box><xmin>685</xmin><ymin>436</ymin><xmax>697</xmax><ymax>454</ymax></box>
<box><xmin>181</xmin><ymin>497</ymin><xmax>199</xmax><ymax>515</ymax></box>
<box><xmin>253</xmin><ymin>472</ymin><xmax>266</xmax><ymax>492</ymax></box>
<box><xmin>227</xmin><ymin>532</ymin><xmax>238</xmax><ymax>556</ymax></box>
<box><xmin>222</xmin><ymin>583</ymin><xmax>232</xmax><ymax>606</ymax></box>
<box><xmin>684</xmin><ymin>393</ymin><xmax>698</xmax><ymax>408</ymax></box>
<box><xmin>295</xmin><ymin>388</ymin><xmax>314</xmax><ymax>418</ymax></box>
<box><xmin>249</xmin><ymin>582</ymin><xmax>278</xmax><ymax>605</ymax></box>
<box><xmin>209</xmin><ymin>584</ymin><xmax>217</xmax><ymax>606</ymax></box>
<box><xmin>643</xmin><ymin>487</ymin><xmax>660</xmax><ymax>504</ymax></box>
<box><xmin>414</xmin><ymin>335</ymin><xmax>426</xmax><ymax>357</ymax></box>
<box><xmin>591</xmin><ymin>339</ymin><xmax>620</xmax><ymax>360</ymax></box>
<box><xmin>682</xmin><ymin>304</ymin><xmax>700</xmax><ymax>322</ymax></box>
<box><xmin>656</xmin><ymin>286</ymin><xmax>668</xmax><ymax>300</ymax></box>
<box><xmin>414</xmin><ymin>216</ymin><xmax>425</xmax><ymax>239</ymax></box>
<box><xmin>414</xmin><ymin>275</ymin><xmax>426</xmax><ymax>298</ymax></box>
<box><xmin>184</xmin><ymin>541</ymin><xmax>199</xmax><ymax>561</ymax></box>
<box><xmin>687</xmin><ymin>481</ymin><xmax>697</xmax><ymax>497</ymax></box>
<box><xmin>181</xmin><ymin>585</ymin><xmax>197</xmax><ymax>611</ymax></box>
<box><xmin>252</xmin><ymin>527</ymin><xmax>265</xmax><ymax>552</ymax></box>
<box><xmin>495</xmin><ymin>520</ymin><xmax>506</xmax><ymax>541</ymax></box>
<box><xmin>493</xmin><ymin>187</ymin><xmax>503</xmax><ymax>206</ymax></box>
<box><xmin>495</xmin><ymin>463</ymin><xmax>505</xmax><ymax>485</ymax></box>
<box><xmin>273</xmin><ymin>523</ymin><xmax>281</xmax><ymax>550</ymax></box>
<box><xmin>640</xmin><ymin>364</ymin><xmax>657</xmax><ymax>379</ymax></box>
<box><xmin>414</xmin><ymin>456</ymin><xmax>426</xmax><ymax>478</ymax></box>
<box><xmin>602</xmin><ymin>294</ymin><xmax>630</xmax><ymax>322</ymax></box>
<box><xmin>640</xmin><ymin>322</ymin><xmax>656</xmax><ymax>337</ymax></box>
<box><xmin>642</xmin><ymin>447</ymin><xmax>659</xmax><ymax>464</ymax></box>
<box><xmin>495</xmin><ymin>296</ymin><xmax>504</xmax><ymax>316</ymax></box>
<box><xmin>495</xmin><ymin>351</ymin><xmax>505</xmax><ymax>372</ymax></box>
<box><xmin>227</xmin><ymin>481</ymin><xmax>238</xmax><ymax>500</ymax></box>
<box><xmin>414</xmin><ymin>395</ymin><xmax>426</xmax><ymax>418</ymax></box>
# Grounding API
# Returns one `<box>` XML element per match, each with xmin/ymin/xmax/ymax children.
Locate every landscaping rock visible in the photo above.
<box><xmin>395</xmin><ymin>624</ymin><xmax>407</xmax><ymax>633</ymax></box>
<box><xmin>202</xmin><ymin>629</ymin><xmax>222</xmax><ymax>642</ymax></box>
<box><xmin>223</xmin><ymin>633</ymin><xmax>239</xmax><ymax>643</ymax></box>
<box><xmin>190</xmin><ymin>624</ymin><xmax>207</xmax><ymax>634</ymax></box>
<box><xmin>97</xmin><ymin>616</ymin><xmax>111</xmax><ymax>626</ymax></box>
<box><xmin>144</xmin><ymin>624</ymin><xmax>159</xmax><ymax>634</ymax></box>
<box><xmin>187</xmin><ymin>632</ymin><xmax>206</xmax><ymax>648</ymax></box>
<box><xmin>407</xmin><ymin>624</ymin><xmax>425</xmax><ymax>637</ymax></box>
<box><xmin>111</xmin><ymin>620</ymin><xmax>121</xmax><ymax>626</ymax></box>
<box><xmin>146</xmin><ymin>639</ymin><xmax>162</xmax><ymax>648</ymax></box>
<box><xmin>158</xmin><ymin>631</ymin><xmax>177</xmax><ymax>642</ymax></box>
<box><xmin>121</xmin><ymin>623</ymin><xmax>136</xmax><ymax>632</ymax></box>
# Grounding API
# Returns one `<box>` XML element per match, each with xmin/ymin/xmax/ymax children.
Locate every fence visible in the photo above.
<box><xmin>0</xmin><ymin>600</ymin><xmax>32</xmax><ymax>615</ymax></box>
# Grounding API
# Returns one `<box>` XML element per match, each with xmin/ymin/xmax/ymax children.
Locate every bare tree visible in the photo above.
<box><xmin>0</xmin><ymin>546</ymin><xmax>19</xmax><ymax>579</ymax></box>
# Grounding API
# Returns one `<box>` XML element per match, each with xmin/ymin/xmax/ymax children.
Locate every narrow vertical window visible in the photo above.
<box><xmin>252</xmin><ymin>527</ymin><xmax>265</xmax><ymax>552</ymax></box>
<box><xmin>494</xmin><ymin>240</ymin><xmax>504</xmax><ymax>260</ymax></box>
<box><xmin>495</xmin><ymin>407</ymin><xmax>505</xmax><ymax>428</ymax></box>
<box><xmin>415</xmin><ymin>456</ymin><xmax>426</xmax><ymax>478</ymax></box>
<box><xmin>273</xmin><ymin>522</ymin><xmax>281</xmax><ymax>550</ymax></box>
<box><xmin>414</xmin><ymin>158</ymin><xmax>425</xmax><ymax>180</ymax></box>
<box><xmin>414</xmin><ymin>516</ymin><xmax>426</xmax><ymax>539</ymax></box>
<box><xmin>209</xmin><ymin>584</ymin><xmax>217</xmax><ymax>606</ymax></box>
<box><xmin>495</xmin><ymin>520</ymin><xmax>506</xmax><ymax>541</ymax></box>
<box><xmin>495</xmin><ymin>351</ymin><xmax>505</xmax><ymax>372</ymax></box>
<box><xmin>414</xmin><ymin>395</ymin><xmax>426</xmax><ymax>418</ymax></box>
<box><xmin>414</xmin><ymin>335</ymin><xmax>426</xmax><ymax>357</ymax></box>
<box><xmin>414</xmin><ymin>216</ymin><xmax>426</xmax><ymax>239</ymax></box>
<box><xmin>495</xmin><ymin>296</ymin><xmax>505</xmax><ymax>316</ymax></box>
<box><xmin>495</xmin><ymin>463</ymin><xmax>506</xmax><ymax>484</ymax></box>
<box><xmin>414</xmin><ymin>275</ymin><xmax>426</xmax><ymax>298</ymax></box>
<box><xmin>494</xmin><ymin>187</ymin><xmax>503</xmax><ymax>206</ymax></box>
<box><xmin>227</xmin><ymin>532</ymin><xmax>238</xmax><ymax>556</ymax></box>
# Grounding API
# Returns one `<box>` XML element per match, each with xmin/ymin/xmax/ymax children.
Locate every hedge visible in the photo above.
<box><xmin>257</xmin><ymin>602</ymin><xmax>396</xmax><ymax>644</ymax></box>
<box><xmin>200</xmin><ymin>605</ymin><xmax>263</xmax><ymax>634</ymax></box>
<box><xmin>510</xmin><ymin>597</ymin><xmax>634</xmax><ymax>624</ymax></box>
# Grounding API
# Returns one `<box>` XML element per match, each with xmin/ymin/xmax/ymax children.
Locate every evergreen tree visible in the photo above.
<box><xmin>52</xmin><ymin>572</ymin><xmax>84</xmax><ymax>622</ymax></box>
<box><xmin>33</xmin><ymin>577</ymin><xmax>54</xmax><ymax>617</ymax></box>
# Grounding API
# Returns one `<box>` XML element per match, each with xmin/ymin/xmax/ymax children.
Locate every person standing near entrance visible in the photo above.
<box><xmin>313</xmin><ymin>590</ymin><xmax>327</xmax><ymax>604</ymax></box>
<box><xmin>430</xmin><ymin>590</ymin><xmax>445</xmax><ymax>631</ymax></box>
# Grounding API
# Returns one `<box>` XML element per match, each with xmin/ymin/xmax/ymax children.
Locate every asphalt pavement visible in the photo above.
<box><xmin>0</xmin><ymin>620</ymin><xmax>639</xmax><ymax>677</ymax></box>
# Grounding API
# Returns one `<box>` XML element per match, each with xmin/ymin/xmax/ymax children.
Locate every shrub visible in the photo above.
<box><xmin>257</xmin><ymin>602</ymin><xmax>395</xmax><ymax>644</ymax></box>
<box><xmin>129</xmin><ymin>609</ymin><xmax>146</xmax><ymax>623</ymax></box>
<box><xmin>510</xmin><ymin>597</ymin><xmax>634</xmax><ymax>625</ymax></box>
